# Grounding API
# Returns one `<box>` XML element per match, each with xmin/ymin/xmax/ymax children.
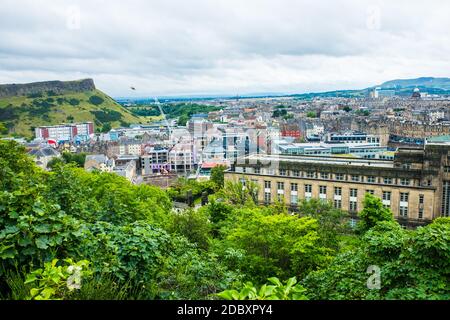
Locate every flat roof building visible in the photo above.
<box><xmin>225</xmin><ymin>142</ymin><xmax>450</xmax><ymax>227</ymax></box>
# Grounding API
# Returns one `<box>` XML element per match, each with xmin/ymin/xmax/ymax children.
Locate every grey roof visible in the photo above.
<box><xmin>86</xmin><ymin>154</ymin><xmax>108</xmax><ymax>164</ymax></box>
<box><xmin>28</xmin><ymin>147</ymin><xmax>60</xmax><ymax>158</ymax></box>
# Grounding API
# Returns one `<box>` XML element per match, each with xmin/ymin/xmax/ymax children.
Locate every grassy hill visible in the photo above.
<box><xmin>0</xmin><ymin>80</ymin><xmax>144</xmax><ymax>138</ymax></box>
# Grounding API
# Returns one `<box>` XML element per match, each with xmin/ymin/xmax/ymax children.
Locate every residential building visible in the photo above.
<box><xmin>35</xmin><ymin>122</ymin><xmax>94</xmax><ymax>142</ymax></box>
<box><xmin>169</xmin><ymin>142</ymin><xmax>196</xmax><ymax>173</ymax></box>
<box><xmin>113</xmin><ymin>160</ymin><xmax>137</xmax><ymax>183</ymax></box>
<box><xmin>28</xmin><ymin>146</ymin><xmax>61</xmax><ymax>169</ymax></box>
<box><xmin>118</xmin><ymin>139</ymin><xmax>143</xmax><ymax>156</ymax></box>
<box><xmin>141</xmin><ymin>147</ymin><xmax>170</xmax><ymax>175</ymax></box>
<box><xmin>84</xmin><ymin>154</ymin><xmax>115</xmax><ymax>172</ymax></box>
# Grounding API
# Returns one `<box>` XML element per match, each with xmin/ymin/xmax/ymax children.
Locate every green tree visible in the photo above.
<box><xmin>62</xmin><ymin>152</ymin><xmax>87</xmax><ymax>168</ymax></box>
<box><xmin>168</xmin><ymin>209</ymin><xmax>211</xmax><ymax>250</ymax></box>
<box><xmin>201</xmin><ymin>198</ymin><xmax>234</xmax><ymax>237</ymax></box>
<box><xmin>302</xmin><ymin>218</ymin><xmax>450</xmax><ymax>300</ymax></box>
<box><xmin>89</xmin><ymin>95</ymin><xmax>104</xmax><ymax>106</ymax></box>
<box><xmin>177</xmin><ymin>114</ymin><xmax>189</xmax><ymax>126</ymax></box>
<box><xmin>101</xmin><ymin>123</ymin><xmax>112</xmax><ymax>133</ymax></box>
<box><xmin>0</xmin><ymin>122</ymin><xmax>8</xmax><ymax>135</ymax></box>
<box><xmin>223</xmin><ymin>207</ymin><xmax>333</xmax><ymax>282</ymax></box>
<box><xmin>356</xmin><ymin>109</ymin><xmax>370</xmax><ymax>116</ymax></box>
<box><xmin>357</xmin><ymin>194</ymin><xmax>394</xmax><ymax>233</ymax></box>
<box><xmin>343</xmin><ymin>106</ymin><xmax>352</xmax><ymax>112</ymax></box>
<box><xmin>0</xmin><ymin>151</ymin><xmax>85</xmax><ymax>271</ymax></box>
<box><xmin>218</xmin><ymin>179</ymin><xmax>259</xmax><ymax>206</ymax></box>
<box><xmin>297</xmin><ymin>199</ymin><xmax>350</xmax><ymax>250</ymax></box>
<box><xmin>167</xmin><ymin>178</ymin><xmax>215</xmax><ymax>204</ymax></box>
<box><xmin>68</xmin><ymin>99</ymin><xmax>80</xmax><ymax>106</ymax></box>
<box><xmin>210</xmin><ymin>165</ymin><xmax>227</xmax><ymax>190</ymax></box>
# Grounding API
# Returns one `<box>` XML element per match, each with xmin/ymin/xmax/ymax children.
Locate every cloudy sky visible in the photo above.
<box><xmin>1</xmin><ymin>0</ymin><xmax>450</xmax><ymax>97</ymax></box>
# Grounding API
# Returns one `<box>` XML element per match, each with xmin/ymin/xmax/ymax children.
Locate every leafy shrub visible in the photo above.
<box><xmin>89</xmin><ymin>95</ymin><xmax>104</xmax><ymax>106</ymax></box>
<box><xmin>56</xmin><ymin>98</ymin><xmax>66</xmax><ymax>105</ymax></box>
<box><xmin>0</xmin><ymin>105</ymin><xmax>17</xmax><ymax>121</ymax></box>
<box><xmin>91</xmin><ymin>109</ymin><xmax>122</xmax><ymax>123</ymax></box>
<box><xmin>69</xmin><ymin>98</ymin><xmax>80</xmax><ymax>106</ymax></box>
<box><xmin>101</xmin><ymin>123</ymin><xmax>112</xmax><ymax>133</ymax></box>
<box><xmin>218</xmin><ymin>277</ymin><xmax>308</xmax><ymax>300</ymax></box>
<box><xmin>358</xmin><ymin>194</ymin><xmax>394</xmax><ymax>233</ymax></box>
<box><xmin>70</xmin><ymin>273</ymin><xmax>148</xmax><ymax>300</ymax></box>
<box><xmin>62</xmin><ymin>152</ymin><xmax>86</xmax><ymax>168</ymax></box>
<box><xmin>0</xmin><ymin>122</ymin><xmax>9</xmax><ymax>134</ymax></box>
<box><xmin>27</xmin><ymin>93</ymin><xmax>43</xmax><ymax>99</ymax></box>
<box><xmin>167</xmin><ymin>178</ymin><xmax>216</xmax><ymax>204</ymax></box>
<box><xmin>24</xmin><ymin>259</ymin><xmax>92</xmax><ymax>300</ymax></box>
<box><xmin>168</xmin><ymin>209</ymin><xmax>211</xmax><ymax>250</ymax></box>
<box><xmin>223</xmin><ymin>207</ymin><xmax>333</xmax><ymax>282</ymax></box>
<box><xmin>302</xmin><ymin>218</ymin><xmax>450</xmax><ymax>300</ymax></box>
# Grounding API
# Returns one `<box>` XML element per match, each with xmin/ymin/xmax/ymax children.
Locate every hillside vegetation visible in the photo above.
<box><xmin>0</xmin><ymin>80</ymin><xmax>144</xmax><ymax>138</ymax></box>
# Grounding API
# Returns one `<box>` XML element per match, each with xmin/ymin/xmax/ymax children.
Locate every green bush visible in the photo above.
<box><xmin>91</xmin><ymin>110</ymin><xmax>122</xmax><ymax>123</ymax></box>
<box><xmin>89</xmin><ymin>95</ymin><xmax>104</xmax><ymax>106</ymax></box>
<box><xmin>218</xmin><ymin>277</ymin><xmax>308</xmax><ymax>300</ymax></box>
<box><xmin>68</xmin><ymin>98</ymin><xmax>80</xmax><ymax>106</ymax></box>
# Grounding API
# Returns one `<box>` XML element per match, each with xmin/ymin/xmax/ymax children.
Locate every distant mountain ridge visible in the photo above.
<box><xmin>379</xmin><ymin>77</ymin><xmax>450</xmax><ymax>90</ymax></box>
<box><xmin>290</xmin><ymin>77</ymin><xmax>450</xmax><ymax>99</ymax></box>
<box><xmin>0</xmin><ymin>79</ymin><xmax>96</xmax><ymax>99</ymax></box>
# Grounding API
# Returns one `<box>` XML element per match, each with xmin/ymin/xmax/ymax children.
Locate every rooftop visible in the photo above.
<box><xmin>426</xmin><ymin>135</ymin><xmax>450</xmax><ymax>144</ymax></box>
<box><xmin>238</xmin><ymin>154</ymin><xmax>395</xmax><ymax>168</ymax></box>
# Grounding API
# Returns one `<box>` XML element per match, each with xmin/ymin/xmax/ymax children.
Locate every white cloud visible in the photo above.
<box><xmin>0</xmin><ymin>0</ymin><xmax>450</xmax><ymax>96</ymax></box>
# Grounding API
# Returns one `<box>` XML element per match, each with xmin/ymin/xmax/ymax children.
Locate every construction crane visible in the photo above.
<box><xmin>154</xmin><ymin>97</ymin><xmax>172</xmax><ymax>137</ymax></box>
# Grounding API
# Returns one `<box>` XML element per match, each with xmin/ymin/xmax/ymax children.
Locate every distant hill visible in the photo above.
<box><xmin>0</xmin><ymin>79</ymin><xmax>144</xmax><ymax>138</ymax></box>
<box><xmin>290</xmin><ymin>89</ymin><xmax>367</xmax><ymax>100</ymax></box>
<box><xmin>379</xmin><ymin>77</ymin><xmax>450</xmax><ymax>90</ymax></box>
<box><xmin>290</xmin><ymin>77</ymin><xmax>450</xmax><ymax>100</ymax></box>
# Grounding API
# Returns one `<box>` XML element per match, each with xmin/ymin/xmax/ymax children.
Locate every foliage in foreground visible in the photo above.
<box><xmin>302</xmin><ymin>218</ymin><xmax>450</xmax><ymax>300</ymax></box>
<box><xmin>218</xmin><ymin>277</ymin><xmax>308</xmax><ymax>300</ymax></box>
<box><xmin>1</xmin><ymin>140</ymin><xmax>449</xmax><ymax>300</ymax></box>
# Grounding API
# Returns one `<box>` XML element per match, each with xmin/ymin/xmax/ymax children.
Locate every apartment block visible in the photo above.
<box><xmin>35</xmin><ymin>122</ymin><xmax>94</xmax><ymax>142</ymax></box>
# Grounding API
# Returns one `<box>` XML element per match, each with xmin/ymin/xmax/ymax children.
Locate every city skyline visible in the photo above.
<box><xmin>2</xmin><ymin>0</ymin><xmax>450</xmax><ymax>97</ymax></box>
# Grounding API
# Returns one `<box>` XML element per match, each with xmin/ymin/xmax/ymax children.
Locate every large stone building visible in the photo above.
<box><xmin>225</xmin><ymin>142</ymin><xmax>450</xmax><ymax>227</ymax></box>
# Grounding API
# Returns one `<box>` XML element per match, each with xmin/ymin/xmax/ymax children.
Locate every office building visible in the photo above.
<box><xmin>225</xmin><ymin>142</ymin><xmax>450</xmax><ymax>227</ymax></box>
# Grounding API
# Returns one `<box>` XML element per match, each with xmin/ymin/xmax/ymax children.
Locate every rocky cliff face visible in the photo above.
<box><xmin>0</xmin><ymin>79</ymin><xmax>96</xmax><ymax>98</ymax></box>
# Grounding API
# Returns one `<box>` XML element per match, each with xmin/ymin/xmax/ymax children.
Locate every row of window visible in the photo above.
<box><xmin>245</xmin><ymin>168</ymin><xmax>415</xmax><ymax>186</ymax></box>
<box><xmin>265</xmin><ymin>181</ymin><xmax>411</xmax><ymax>199</ymax></box>
<box><xmin>261</xmin><ymin>180</ymin><xmax>424</xmax><ymax>219</ymax></box>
